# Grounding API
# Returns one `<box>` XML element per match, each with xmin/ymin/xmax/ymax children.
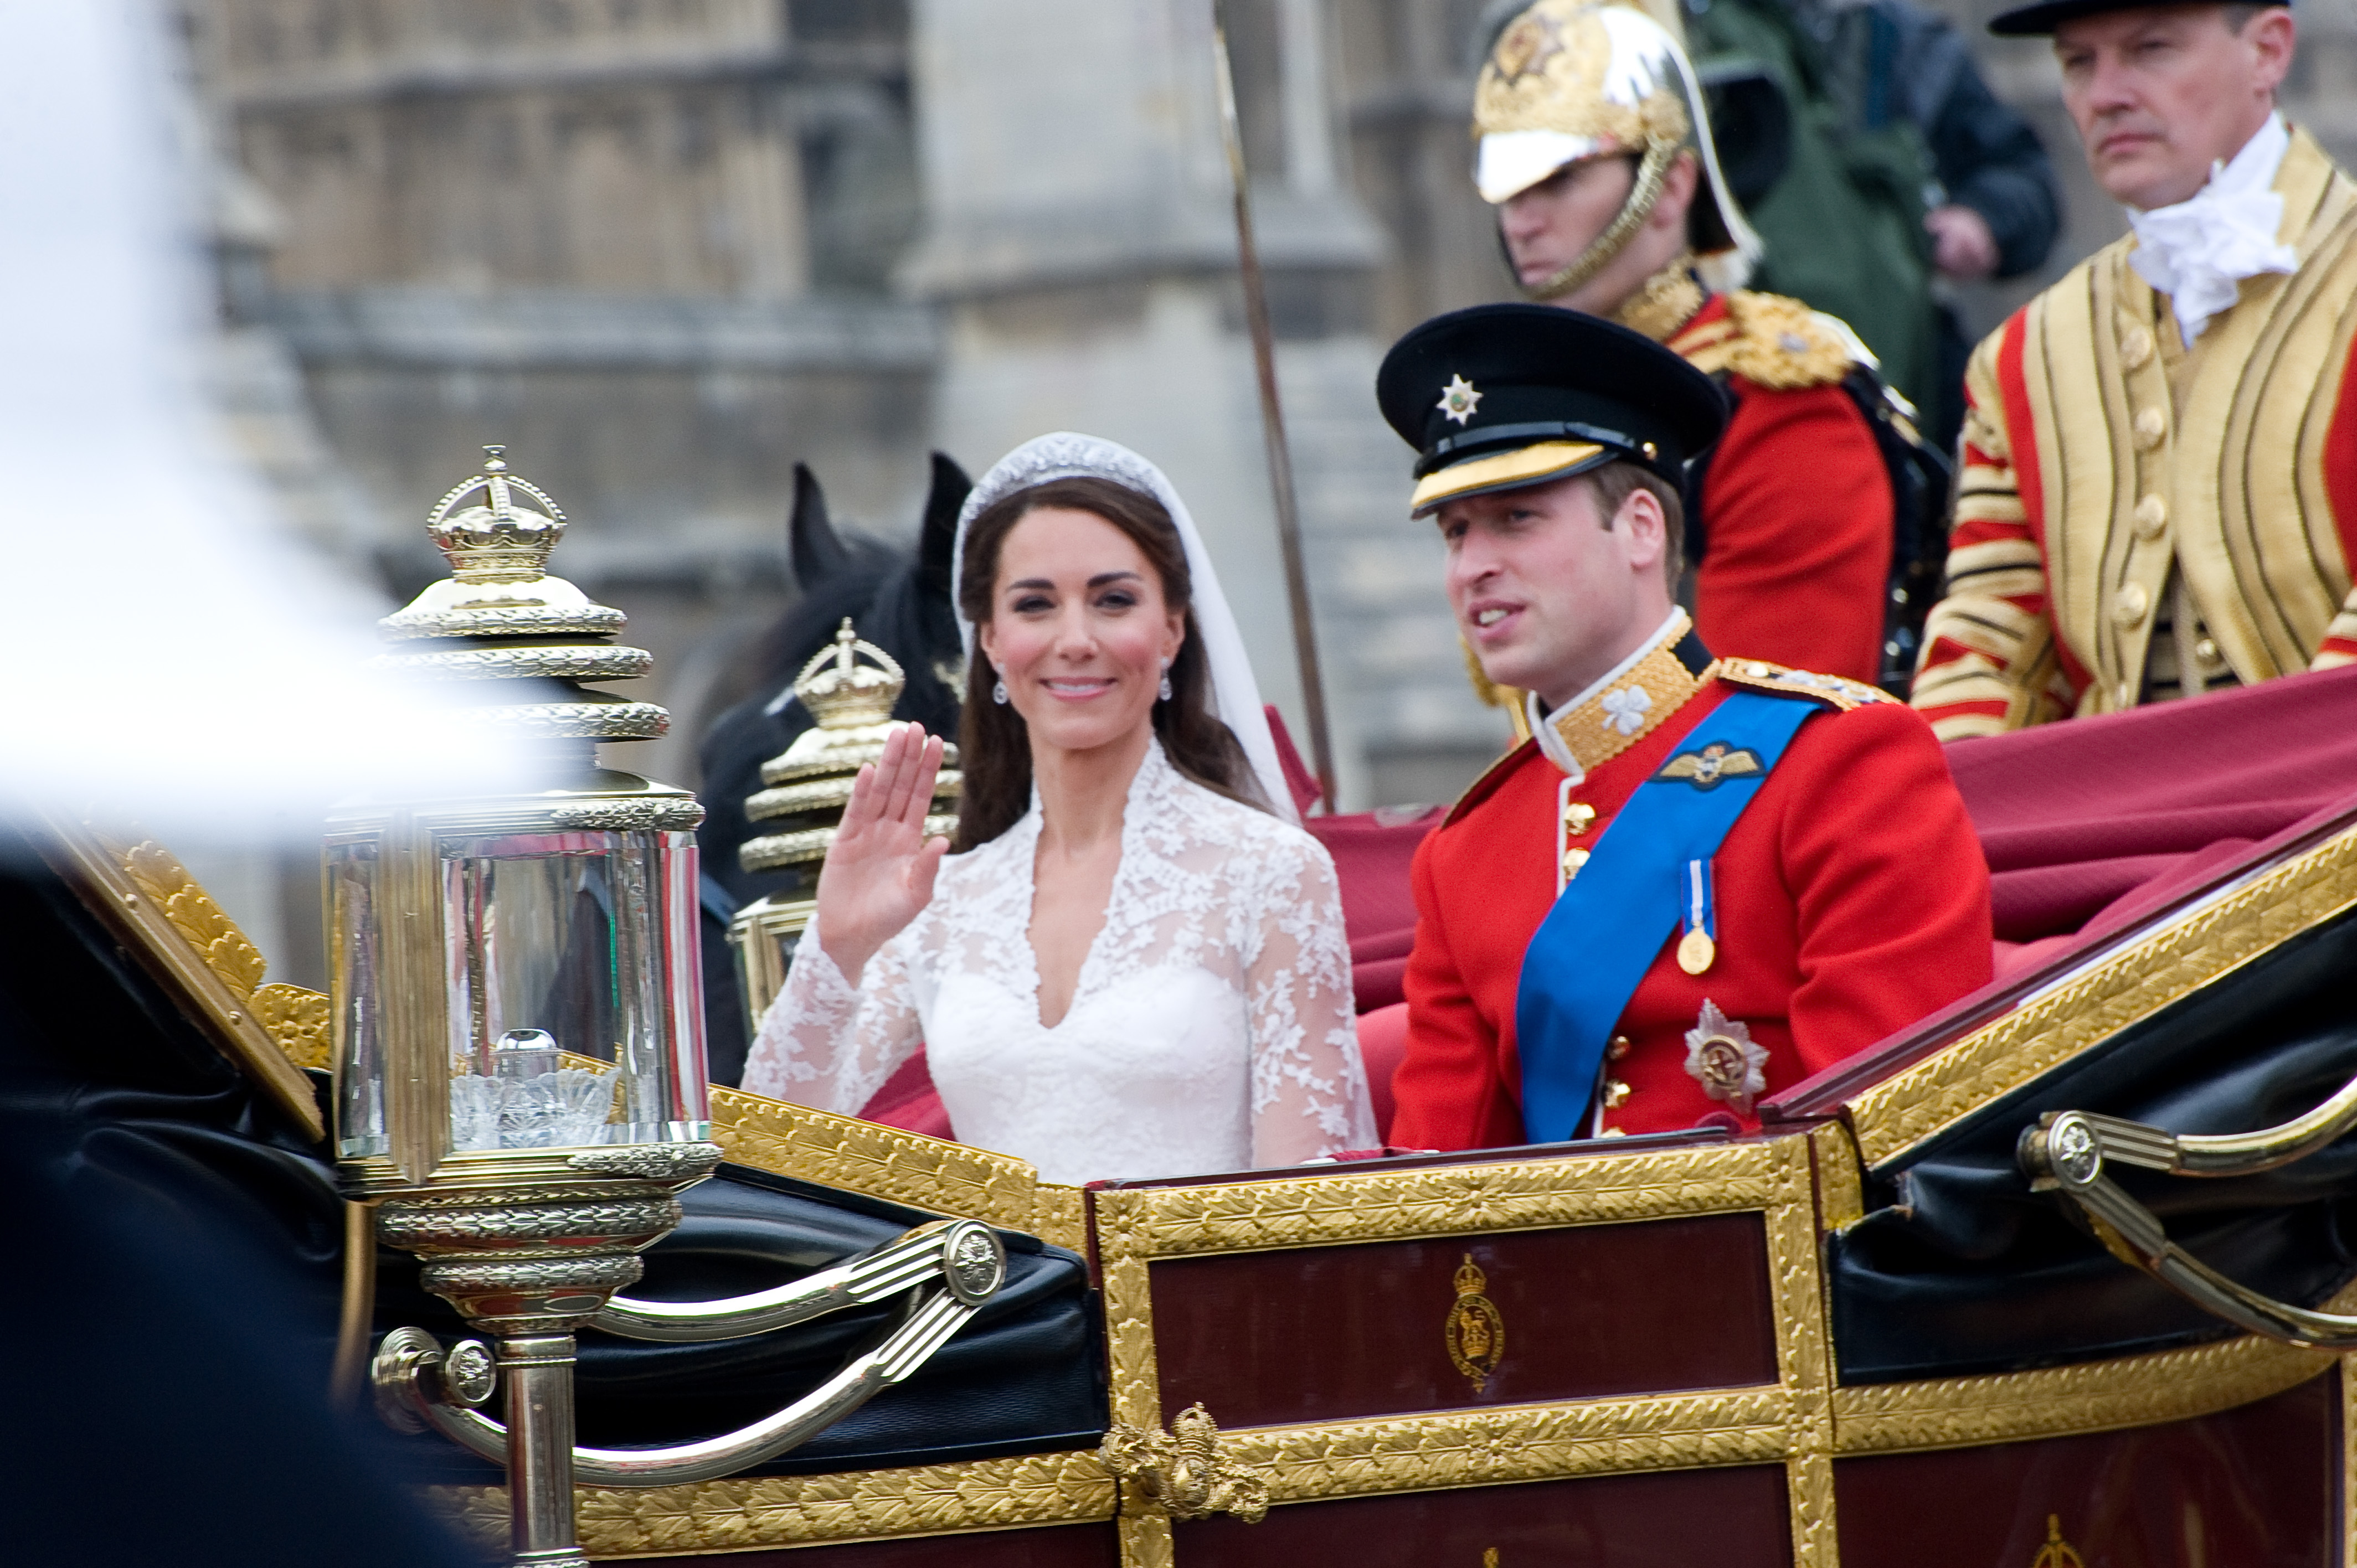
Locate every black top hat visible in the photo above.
<box><xmin>1376</xmin><ymin>303</ymin><xmax>1728</xmax><ymax>516</ymax></box>
<box><xmin>1988</xmin><ymin>0</ymin><xmax>2285</xmax><ymax>34</ymax></box>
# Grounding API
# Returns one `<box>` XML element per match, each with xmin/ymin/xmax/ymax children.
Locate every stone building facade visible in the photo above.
<box><xmin>187</xmin><ymin>0</ymin><xmax>2357</xmax><ymax>824</ymax></box>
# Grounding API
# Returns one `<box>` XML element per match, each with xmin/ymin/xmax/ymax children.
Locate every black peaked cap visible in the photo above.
<box><xmin>1990</xmin><ymin>0</ymin><xmax>2287</xmax><ymax>33</ymax></box>
<box><xmin>1377</xmin><ymin>303</ymin><xmax>1728</xmax><ymax>498</ymax></box>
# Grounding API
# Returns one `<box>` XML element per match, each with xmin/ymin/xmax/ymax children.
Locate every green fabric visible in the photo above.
<box><xmin>1687</xmin><ymin>0</ymin><xmax>1938</xmax><ymax>414</ymax></box>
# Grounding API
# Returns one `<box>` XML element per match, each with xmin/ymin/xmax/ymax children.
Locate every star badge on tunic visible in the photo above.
<box><xmin>1600</xmin><ymin>684</ymin><xmax>1653</xmax><ymax>735</ymax></box>
<box><xmin>1437</xmin><ymin>374</ymin><xmax>1484</xmax><ymax>426</ymax></box>
<box><xmin>1685</xmin><ymin>1000</ymin><xmax>1769</xmax><ymax>1115</ymax></box>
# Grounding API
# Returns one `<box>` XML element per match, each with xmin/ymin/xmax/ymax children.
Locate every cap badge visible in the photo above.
<box><xmin>1599</xmin><ymin>684</ymin><xmax>1652</xmax><ymax>735</ymax></box>
<box><xmin>1685</xmin><ymin>1000</ymin><xmax>1768</xmax><ymax>1115</ymax></box>
<box><xmin>1437</xmin><ymin>374</ymin><xmax>1484</xmax><ymax>426</ymax></box>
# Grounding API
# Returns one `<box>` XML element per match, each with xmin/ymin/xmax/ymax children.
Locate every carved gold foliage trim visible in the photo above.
<box><xmin>1851</xmin><ymin>821</ymin><xmax>2357</xmax><ymax>1167</ymax></box>
<box><xmin>119</xmin><ymin>839</ymin><xmax>267</xmax><ymax>1002</ymax></box>
<box><xmin>1757</xmin><ymin>1135</ymin><xmax>1838</xmax><ymax>1566</ymax></box>
<box><xmin>253</xmin><ymin>983</ymin><xmax>331</xmax><ymax>1070</ymax></box>
<box><xmin>707</xmin><ymin>1086</ymin><xmax>1087</xmax><ymax>1251</ymax></box>
<box><xmin>1090</xmin><ymin>1141</ymin><xmax>1782</xmax><ymax>1263</ymax></box>
<box><xmin>32</xmin><ymin>813</ymin><xmax>322</xmax><ymax>1141</ymax></box>
<box><xmin>1226</xmin><ymin>1389</ymin><xmax>1790</xmax><ymax>1502</ymax></box>
<box><xmin>1829</xmin><ymin>1281</ymin><xmax>2357</xmax><ymax>1454</ymax></box>
<box><xmin>1807</xmin><ymin>1122</ymin><xmax>1866</xmax><ymax>1234</ymax></box>
<box><xmin>429</xmin><ymin>1448</ymin><xmax>1116</xmax><ymax>1557</ymax></box>
<box><xmin>1103</xmin><ymin>1249</ymin><xmax>1161</xmax><ymax>1431</ymax></box>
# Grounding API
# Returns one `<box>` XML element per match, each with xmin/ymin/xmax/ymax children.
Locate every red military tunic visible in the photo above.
<box><xmin>1669</xmin><ymin>291</ymin><xmax>1895</xmax><ymax>686</ymax></box>
<box><xmin>1392</xmin><ymin>622</ymin><xmax>1991</xmax><ymax>1150</ymax></box>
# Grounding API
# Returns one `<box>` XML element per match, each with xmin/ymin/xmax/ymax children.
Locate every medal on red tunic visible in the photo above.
<box><xmin>1513</xmin><ymin>691</ymin><xmax>1819</xmax><ymax>1142</ymax></box>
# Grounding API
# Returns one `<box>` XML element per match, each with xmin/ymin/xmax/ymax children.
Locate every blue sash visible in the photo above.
<box><xmin>1515</xmin><ymin>690</ymin><xmax>1818</xmax><ymax>1142</ymax></box>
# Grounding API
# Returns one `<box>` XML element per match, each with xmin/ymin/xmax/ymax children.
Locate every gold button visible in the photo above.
<box><xmin>2133</xmin><ymin>494</ymin><xmax>2167</xmax><ymax>540</ymax></box>
<box><xmin>1563</xmin><ymin>802</ymin><xmax>1596</xmax><ymax>837</ymax></box>
<box><xmin>2195</xmin><ymin>637</ymin><xmax>2221</xmax><ymax>664</ymax></box>
<box><xmin>2121</xmin><ymin>326</ymin><xmax>2154</xmax><ymax>369</ymax></box>
<box><xmin>2112</xmin><ymin>582</ymin><xmax>2149</xmax><ymax>629</ymax></box>
<box><xmin>1563</xmin><ymin>847</ymin><xmax>1591</xmax><ymax>880</ymax></box>
<box><xmin>1602</xmin><ymin>1080</ymin><xmax>1632</xmax><ymax>1109</ymax></box>
<box><xmin>2133</xmin><ymin>407</ymin><xmax>2166</xmax><ymax>450</ymax></box>
<box><xmin>1598</xmin><ymin>1126</ymin><xmax>1627</xmax><ymax>1138</ymax></box>
<box><xmin>1608</xmin><ymin>1034</ymin><xmax>1631</xmax><ymax>1061</ymax></box>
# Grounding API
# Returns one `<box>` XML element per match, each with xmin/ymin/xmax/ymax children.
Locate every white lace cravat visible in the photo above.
<box><xmin>2127</xmin><ymin>114</ymin><xmax>2296</xmax><ymax>344</ymax></box>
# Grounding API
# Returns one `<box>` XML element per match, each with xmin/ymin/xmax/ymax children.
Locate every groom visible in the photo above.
<box><xmin>1380</xmin><ymin>305</ymin><xmax>1993</xmax><ymax>1148</ymax></box>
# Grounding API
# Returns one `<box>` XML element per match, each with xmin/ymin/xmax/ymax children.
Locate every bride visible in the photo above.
<box><xmin>742</xmin><ymin>433</ymin><xmax>1376</xmax><ymax>1184</ymax></box>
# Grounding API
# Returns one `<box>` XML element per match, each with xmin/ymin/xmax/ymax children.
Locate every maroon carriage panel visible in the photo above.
<box><xmin>1149</xmin><ymin>1212</ymin><xmax>1780</xmax><ymax>1428</ymax></box>
<box><xmin>1834</xmin><ymin>1373</ymin><xmax>2340</xmax><ymax>1568</ymax></box>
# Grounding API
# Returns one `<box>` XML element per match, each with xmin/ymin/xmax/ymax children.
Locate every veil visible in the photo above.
<box><xmin>950</xmin><ymin>432</ymin><xmax>1301</xmax><ymax>826</ymax></box>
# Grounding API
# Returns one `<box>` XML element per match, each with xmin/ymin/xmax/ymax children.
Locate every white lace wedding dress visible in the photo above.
<box><xmin>742</xmin><ymin>742</ymin><xmax>1377</xmax><ymax>1185</ymax></box>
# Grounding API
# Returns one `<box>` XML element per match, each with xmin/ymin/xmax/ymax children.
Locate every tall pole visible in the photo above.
<box><xmin>1211</xmin><ymin>2</ymin><xmax>1337</xmax><ymax>814</ymax></box>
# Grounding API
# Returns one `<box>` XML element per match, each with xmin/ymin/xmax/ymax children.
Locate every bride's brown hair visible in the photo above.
<box><xmin>954</xmin><ymin>476</ymin><xmax>1270</xmax><ymax>850</ymax></box>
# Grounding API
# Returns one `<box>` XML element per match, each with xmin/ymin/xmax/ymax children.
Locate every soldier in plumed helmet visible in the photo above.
<box><xmin>1377</xmin><ymin>305</ymin><xmax>1991</xmax><ymax>1148</ymax></box>
<box><xmin>1471</xmin><ymin>0</ymin><xmax>1945</xmax><ymax>691</ymax></box>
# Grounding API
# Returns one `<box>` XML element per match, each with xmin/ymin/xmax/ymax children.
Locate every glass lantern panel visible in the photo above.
<box><xmin>439</xmin><ymin>827</ymin><xmax>703</xmax><ymax>1152</ymax></box>
<box><xmin>327</xmin><ymin>839</ymin><xmax>387</xmax><ymax>1160</ymax></box>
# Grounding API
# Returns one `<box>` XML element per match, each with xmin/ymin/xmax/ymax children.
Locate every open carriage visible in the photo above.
<box><xmin>14</xmin><ymin>447</ymin><xmax>2357</xmax><ymax>1568</ymax></box>
<box><xmin>19</xmin><ymin>747</ymin><xmax>2357</xmax><ymax>1566</ymax></box>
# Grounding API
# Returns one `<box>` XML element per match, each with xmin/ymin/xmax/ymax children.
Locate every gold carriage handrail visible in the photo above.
<box><xmin>2019</xmin><ymin>1082</ymin><xmax>2357</xmax><ymax>1350</ymax></box>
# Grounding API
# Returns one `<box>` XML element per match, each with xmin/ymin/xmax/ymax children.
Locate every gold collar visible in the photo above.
<box><xmin>1612</xmin><ymin>255</ymin><xmax>1705</xmax><ymax>343</ymax></box>
<box><xmin>1532</xmin><ymin>613</ymin><xmax>1715</xmax><ymax>778</ymax></box>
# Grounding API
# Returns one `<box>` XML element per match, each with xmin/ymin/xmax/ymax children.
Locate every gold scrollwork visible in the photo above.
<box><xmin>428</xmin><ymin>1448</ymin><xmax>1117</xmax><ymax>1557</ymax></box>
<box><xmin>1828</xmin><ymin>1283</ymin><xmax>2355</xmax><ymax>1454</ymax></box>
<box><xmin>119</xmin><ymin>839</ymin><xmax>267</xmax><ymax>1002</ymax></box>
<box><xmin>1446</xmin><ymin>1255</ymin><xmax>1506</xmax><ymax>1395</ymax></box>
<box><xmin>1090</xmin><ymin>1140</ymin><xmax>1781</xmax><ymax>1262</ymax></box>
<box><xmin>253</xmin><ymin>983</ymin><xmax>332</xmax><ymax>1070</ymax></box>
<box><xmin>1851</xmin><ymin>820</ymin><xmax>2357</xmax><ymax>1168</ymax></box>
<box><xmin>1225</xmin><ymin>1388</ymin><xmax>1790</xmax><ymax>1502</ymax></box>
<box><xmin>707</xmin><ymin>1085</ymin><xmax>1087</xmax><ymax>1251</ymax></box>
<box><xmin>30</xmin><ymin>813</ymin><xmax>322</xmax><ymax>1141</ymax></box>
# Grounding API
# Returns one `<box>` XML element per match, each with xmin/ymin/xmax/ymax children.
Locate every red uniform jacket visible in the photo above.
<box><xmin>1672</xmin><ymin>292</ymin><xmax>1894</xmax><ymax>686</ymax></box>
<box><xmin>1392</xmin><ymin>647</ymin><xmax>1991</xmax><ymax>1151</ymax></box>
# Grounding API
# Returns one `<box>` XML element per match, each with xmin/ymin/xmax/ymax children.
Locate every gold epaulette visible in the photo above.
<box><xmin>1674</xmin><ymin>291</ymin><xmax>1859</xmax><ymax>390</ymax></box>
<box><xmin>1716</xmin><ymin>658</ymin><xmax>1894</xmax><ymax>711</ymax></box>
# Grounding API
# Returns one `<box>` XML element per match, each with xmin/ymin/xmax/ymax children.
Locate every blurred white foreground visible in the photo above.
<box><xmin>0</xmin><ymin>1</ymin><xmax>546</xmax><ymax>851</ymax></box>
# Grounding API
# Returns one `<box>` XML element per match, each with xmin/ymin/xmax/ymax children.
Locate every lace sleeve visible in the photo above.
<box><xmin>739</xmin><ymin>918</ymin><xmax>923</xmax><ymax>1115</ymax></box>
<box><xmin>1242</xmin><ymin>835</ymin><xmax>1379</xmax><ymax>1164</ymax></box>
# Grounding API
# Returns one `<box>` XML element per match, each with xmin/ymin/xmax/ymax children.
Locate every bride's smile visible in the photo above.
<box><xmin>977</xmin><ymin>504</ymin><xmax>1182</xmax><ymax>759</ymax></box>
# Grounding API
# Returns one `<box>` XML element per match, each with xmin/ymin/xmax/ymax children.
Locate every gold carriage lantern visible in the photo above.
<box><xmin>330</xmin><ymin>446</ymin><xmax>720</xmax><ymax>1568</ymax></box>
<box><xmin>728</xmin><ymin>620</ymin><xmax>960</xmax><ymax>1027</ymax></box>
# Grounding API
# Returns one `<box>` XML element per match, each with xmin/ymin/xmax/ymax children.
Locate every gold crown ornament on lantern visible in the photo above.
<box><xmin>370</xmin><ymin>446</ymin><xmax>670</xmax><ymax>746</ymax></box>
<box><xmin>1473</xmin><ymin>0</ymin><xmax>1761</xmax><ymax>300</ymax></box>
<box><xmin>739</xmin><ymin>620</ymin><xmax>961</xmax><ymax>877</ymax></box>
<box><xmin>727</xmin><ymin>621</ymin><xmax>962</xmax><ymax>1033</ymax></box>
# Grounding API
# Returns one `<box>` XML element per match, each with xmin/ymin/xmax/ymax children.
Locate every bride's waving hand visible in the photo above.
<box><xmin>814</xmin><ymin>723</ymin><xmax>948</xmax><ymax>985</ymax></box>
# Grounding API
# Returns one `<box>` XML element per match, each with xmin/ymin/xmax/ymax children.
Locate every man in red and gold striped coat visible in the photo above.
<box><xmin>1913</xmin><ymin>0</ymin><xmax>2357</xmax><ymax>739</ymax></box>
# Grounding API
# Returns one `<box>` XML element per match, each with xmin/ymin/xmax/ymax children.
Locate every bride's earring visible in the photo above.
<box><xmin>992</xmin><ymin>676</ymin><xmax>1008</xmax><ymax>705</ymax></box>
<box><xmin>1158</xmin><ymin>662</ymin><xmax>1173</xmax><ymax>703</ymax></box>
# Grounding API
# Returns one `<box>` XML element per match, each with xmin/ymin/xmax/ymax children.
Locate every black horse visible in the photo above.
<box><xmin>694</xmin><ymin>452</ymin><xmax>971</xmax><ymax>1084</ymax></box>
